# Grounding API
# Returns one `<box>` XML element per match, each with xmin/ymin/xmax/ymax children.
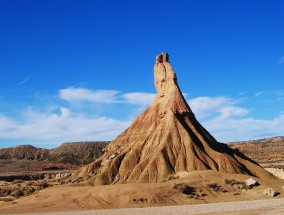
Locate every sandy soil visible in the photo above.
<box><xmin>1</xmin><ymin>170</ymin><xmax>283</xmax><ymax>214</ymax></box>
<box><xmin>7</xmin><ymin>199</ymin><xmax>284</xmax><ymax>215</ymax></box>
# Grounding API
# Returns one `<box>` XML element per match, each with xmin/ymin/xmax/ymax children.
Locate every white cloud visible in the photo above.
<box><xmin>188</xmin><ymin>96</ymin><xmax>228</xmax><ymax>114</ymax></box>
<box><xmin>59</xmin><ymin>87</ymin><xmax>119</xmax><ymax>103</ymax></box>
<box><xmin>188</xmin><ymin>96</ymin><xmax>243</xmax><ymax>119</ymax></box>
<box><xmin>204</xmin><ymin>114</ymin><xmax>284</xmax><ymax>142</ymax></box>
<box><xmin>0</xmin><ymin>108</ymin><xmax>130</xmax><ymax>145</ymax></box>
<box><xmin>122</xmin><ymin>92</ymin><xmax>155</xmax><ymax>106</ymax></box>
<box><xmin>186</xmin><ymin>96</ymin><xmax>284</xmax><ymax>142</ymax></box>
<box><xmin>59</xmin><ymin>87</ymin><xmax>156</xmax><ymax>107</ymax></box>
<box><xmin>60</xmin><ymin>107</ymin><xmax>70</xmax><ymax>118</ymax></box>
<box><xmin>219</xmin><ymin>106</ymin><xmax>248</xmax><ymax>119</ymax></box>
<box><xmin>278</xmin><ymin>56</ymin><xmax>284</xmax><ymax>63</ymax></box>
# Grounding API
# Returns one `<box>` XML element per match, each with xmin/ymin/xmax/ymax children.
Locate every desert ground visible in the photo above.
<box><xmin>7</xmin><ymin>199</ymin><xmax>284</xmax><ymax>215</ymax></box>
<box><xmin>1</xmin><ymin>170</ymin><xmax>283</xmax><ymax>214</ymax></box>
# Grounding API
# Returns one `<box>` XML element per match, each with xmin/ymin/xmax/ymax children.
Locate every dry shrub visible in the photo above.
<box><xmin>38</xmin><ymin>182</ymin><xmax>49</xmax><ymax>189</ymax></box>
<box><xmin>22</xmin><ymin>187</ymin><xmax>36</xmax><ymax>196</ymax></box>
<box><xmin>207</xmin><ymin>183</ymin><xmax>227</xmax><ymax>192</ymax></box>
<box><xmin>133</xmin><ymin>197</ymin><xmax>148</xmax><ymax>203</ymax></box>
<box><xmin>224</xmin><ymin>179</ymin><xmax>248</xmax><ymax>190</ymax></box>
<box><xmin>0</xmin><ymin>188</ymin><xmax>11</xmax><ymax>197</ymax></box>
<box><xmin>25</xmin><ymin>181</ymin><xmax>34</xmax><ymax>186</ymax></box>
<box><xmin>173</xmin><ymin>183</ymin><xmax>195</xmax><ymax>195</ymax></box>
<box><xmin>0</xmin><ymin>196</ymin><xmax>15</xmax><ymax>202</ymax></box>
<box><xmin>12</xmin><ymin>179</ymin><xmax>24</xmax><ymax>184</ymax></box>
<box><xmin>10</xmin><ymin>189</ymin><xmax>24</xmax><ymax>197</ymax></box>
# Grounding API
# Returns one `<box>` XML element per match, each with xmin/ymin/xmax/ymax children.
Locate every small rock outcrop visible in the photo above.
<box><xmin>264</xmin><ymin>188</ymin><xmax>279</xmax><ymax>197</ymax></box>
<box><xmin>73</xmin><ymin>53</ymin><xmax>273</xmax><ymax>185</ymax></box>
<box><xmin>245</xmin><ymin>178</ymin><xmax>259</xmax><ymax>188</ymax></box>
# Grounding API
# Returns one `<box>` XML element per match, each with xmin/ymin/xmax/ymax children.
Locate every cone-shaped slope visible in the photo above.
<box><xmin>73</xmin><ymin>53</ymin><xmax>272</xmax><ymax>185</ymax></box>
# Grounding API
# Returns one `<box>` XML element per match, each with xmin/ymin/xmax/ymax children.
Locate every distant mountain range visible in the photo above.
<box><xmin>0</xmin><ymin>142</ymin><xmax>109</xmax><ymax>172</ymax></box>
<box><xmin>1</xmin><ymin>136</ymin><xmax>284</xmax><ymax>174</ymax></box>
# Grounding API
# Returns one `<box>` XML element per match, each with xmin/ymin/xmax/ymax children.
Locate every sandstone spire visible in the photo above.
<box><xmin>73</xmin><ymin>53</ymin><xmax>272</xmax><ymax>185</ymax></box>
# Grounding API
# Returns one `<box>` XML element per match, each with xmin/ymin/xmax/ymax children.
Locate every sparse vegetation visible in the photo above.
<box><xmin>10</xmin><ymin>189</ymin><xmax>24</xmax><ymax>197</ymax></box>
<box><xmin>25</xmin><ymin>181</ymin><xmax>33</xmax><ymax>186</ymax></box>
<box><xmin>0</xmin><ymin>188</ymin><xmax>11</xmax><ymax>196</ymax></box>
<box><xmin>161</xmin><ymin>174</ymin><xmax>179</xmax><ymax>182</ymax></box>
<box><xmin>22</xmin><ymin>187</ymin><xmax>36</xmax><ymax>196</ymax></box>
<box><xmin>224</xmin><ymin>179</ymin><xmax>248</xmax><ymax>190</ymax></box>
<box><xmin>0</xmin><ymin>179</ymin><xmax>52</xmax><ymax>201</ymax></box>
<box><xmin>173</xmin><ymin>183</ymin><xmax>195</xmax><ymax>195</ymax></box>
<box><xmin>133</xmin><ymin>197</ymin><xmax>148</xmax><ymax>203</ymax></box>
<box><xmin>207</xmin><ymin>183</ymin><xmax>227</xmax><ymax>192</ymax></box>
<box><xmin>12</xmin><ymin>179</ymin><xmax>24</xmax><ymax>184</ymax></box>
<box><xmin>0</xmin><ymin>196</ymin><xmax>15</xmax><ymax>202</ymax></box>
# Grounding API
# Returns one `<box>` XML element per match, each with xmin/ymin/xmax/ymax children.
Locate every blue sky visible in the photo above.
<box><xmin>0</xmin><ymin>0</ymin><xmax>283</xmax><ymax>148</ymax></box>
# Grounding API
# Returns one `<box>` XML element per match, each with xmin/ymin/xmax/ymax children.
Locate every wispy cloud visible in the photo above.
<box><xmin>274</xmin><ymin>90</ymin><xmax>284</xmax><ymax>97</ymax></box>
<box><xmin>59</xmin><ymin>87</ymin><xmax>119</xmax><ymax>103</ymax></box>
<box><xmin>204</xmin><ymin>114</ymin><xmax>284</xmax><ymax>142</ymax></box>
<box><xmin>59</xmin><ymin>87</ymin><xmax>156</xmax><ymax>106</ymax></box>
<box><xmin>278</xmin><ymin>56</ymin><xmax>284</xmax><ymax>63</ymax></box>
<box><xmin>188</xmin><ymin>96</ymin><xmax>245</xmax><ymax>119</ymax></box>
<box><xmin>273</xmin><ymin>90</ymin><xmax>284</xmax><ymax>102</ymax></box>
<box><xmin>238</xmin><ymin>92</ymin><xmax>246</xmax><ymax>96</ymax></box>
<box><xmin>15</xmin><ymin>76</ymin><xmax>31</xmax><ymax>86</ymax></box>
<box><xmin>122</xmin><ymin>92</ymin><xmax>155</xmax><ymax>106</ymax></box>
<box><xmin>254</xmin><ymin>91</ymin><xmax>266</xmax><ymax>97</ymax></box>
<box><xmin>219</xmin><ymin>106</ymin><xmax>248</xmax><ymax>119</ymax></box>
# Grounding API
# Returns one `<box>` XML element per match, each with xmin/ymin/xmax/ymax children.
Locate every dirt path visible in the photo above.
<box><xmin>7</xmin><ymin>198</ymin><xmax>284</xmax><ymax>215</ymax></box>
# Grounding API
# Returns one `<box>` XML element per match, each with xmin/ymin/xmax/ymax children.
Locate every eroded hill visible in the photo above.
<box><xmin>0</xmin><ymin>142</ymin><xmax>109</xmax><ymax>174</ymax></box>
<box><xmin>228</xmin><ymin>136</ymin><xmax>284</xmax><ymax>167</ymax></box>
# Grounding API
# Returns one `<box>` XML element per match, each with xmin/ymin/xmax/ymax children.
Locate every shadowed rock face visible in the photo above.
<box><xmin>73</xmin><ymin>53</ymin><xmax>272</xmax><ymax>185</ymax></box>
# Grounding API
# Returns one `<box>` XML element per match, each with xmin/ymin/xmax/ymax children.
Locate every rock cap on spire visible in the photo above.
<box><xmin>156</xmin><ymin>52</ymin><xmax>169</xmax><ymax>63</ymax></box>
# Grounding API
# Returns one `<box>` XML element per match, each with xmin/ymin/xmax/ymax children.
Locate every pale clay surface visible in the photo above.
<box><xmin>9</xmin><ymin>199</ymin><xmax>284</xmax><ymax>215</ymax></box>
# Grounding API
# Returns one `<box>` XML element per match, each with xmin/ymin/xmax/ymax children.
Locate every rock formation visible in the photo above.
<box><xmin>73</xmin><ymin>52</ymin><xmax>272</xmax><ymax>185</ymax></box>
